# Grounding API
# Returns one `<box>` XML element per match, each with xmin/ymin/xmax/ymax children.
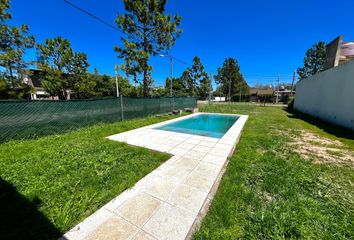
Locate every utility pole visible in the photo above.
<box><xmin>229</xmin><ymin>72</ymin><xmax>231</xmax><ymax>103</ymax></box>
<box><xmin>276</xmin><ymin>75</ymin><xmax>280</xmax><ymax>104</ymax></box>
<box><xmin>290</xmin><ymin>71</ymin><xmax>296</xmax><ymax>96</ymax></box>
<box><xmin>169</xmin><ymin>56</ymin><xmax>173</xmax><ymax>97</ymax></box>
<box><xmin>114</xmin><ymin>65</ymin><xmax>120</xmax><ymax>97</ymax></box>
<box><xmin>209</xmin><ymin>71</ymin><xmax>212</xmax><ymax>105</ymax></box>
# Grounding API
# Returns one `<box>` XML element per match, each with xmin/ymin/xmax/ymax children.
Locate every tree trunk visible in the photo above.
<box><xmin>143</xmin><ymin>69</ymin><xmax>148</xmax><ymax>97</ymax></box>
<box><xmin>143</xmin><ymin>25</ymin><xmax>149</xmax><ymax>97</ymax></box>
<box><xmin>8</xmin><ymin>62</ymin><xmax>14</xmax><ymax>88</ymax></box>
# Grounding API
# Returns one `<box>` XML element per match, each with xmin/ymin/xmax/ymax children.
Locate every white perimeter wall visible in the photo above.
<box><xmin>294</xmin><ymin>60</ymin><xmax>354</xmax><ymax>130</ymax></box>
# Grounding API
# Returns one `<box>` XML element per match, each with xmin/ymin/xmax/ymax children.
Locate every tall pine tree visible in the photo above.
<box><xmin>297</xmin><ymin>41</ymin><xmax>326</xmax><ymax>79</ymax></box>
<box><xmin>115</xmin><ymin>0</ymin><xmax>182</xmax><ymax>97</ymax></box>
<box><xmin>214</xmin><ymin>58</ymin><xmax>248</xmax><ymax>101</ymax></box>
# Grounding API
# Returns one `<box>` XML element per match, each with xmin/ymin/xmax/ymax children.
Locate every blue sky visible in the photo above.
<box><xmin>9</xmin><ymin>0</ymin><xmax>354</xmax><ymax>87</ymax></box>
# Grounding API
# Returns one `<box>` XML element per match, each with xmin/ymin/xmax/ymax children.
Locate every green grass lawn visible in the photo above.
<box><xmin>194</xmin><ymin>104</ymin><xmax>353</xmax><ymax>239</ymax></box>
<box><xmin>0</xmin><ymin>115</ymin><xmax>178</xmax><ymax>240</ymax></box>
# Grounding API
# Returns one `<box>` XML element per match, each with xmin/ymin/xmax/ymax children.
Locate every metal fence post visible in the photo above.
<box><xmin>120</xmin><ymin>95</ymin><xmax>124</xmax><ymax>121</ymax></box>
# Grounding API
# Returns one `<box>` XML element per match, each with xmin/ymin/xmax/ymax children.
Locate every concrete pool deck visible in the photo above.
<box><xmin>61</xmin><ymin>113</ymin><xmax>248</xmax><ymax>240</ymax></box>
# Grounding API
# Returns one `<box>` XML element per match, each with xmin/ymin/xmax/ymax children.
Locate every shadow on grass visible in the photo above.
<box><xmin>284</xmin><ymin>107</ymin><xmax>354</xmax><ymax>140</ymax></box>
<box><xmin>0</xmin><ymin>178</ymin><xmax>62</xmax><ymax>240</ymax></box>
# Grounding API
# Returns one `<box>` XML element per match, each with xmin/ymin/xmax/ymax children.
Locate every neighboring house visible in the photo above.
<box><xmin>23</xmin><ymin>69</ymin><xmax>51</xmax><ymax>100</ymax></box>
<box><xmin>23</xmin><ymin>69</ymin><xmax>70</xmax><ymax>100</ymax></box>
<box><xmin>249</xmin><ymin>88</ymin><xmax>274</xmax><ymax>102</ymax></box>
<box><xmin>274</xmin><ymin>86</ymin><xmax>295</xmax><ymax>103</ymax></box>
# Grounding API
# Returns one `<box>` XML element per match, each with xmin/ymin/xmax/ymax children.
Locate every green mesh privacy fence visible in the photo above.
<box><xmin>0</xmin><ymin>97</ymin><xmax>196</xmax><ymax>143</ymax></box>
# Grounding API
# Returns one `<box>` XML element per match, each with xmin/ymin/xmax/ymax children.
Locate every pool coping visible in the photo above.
<box><xmin>61</xmin><ymin>112</ymin><xmax>248</xmax><ymax>240</ymax></box>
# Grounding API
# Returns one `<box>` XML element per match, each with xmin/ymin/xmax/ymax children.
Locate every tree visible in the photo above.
<box><xmin>214</xmin><ymin>58</ymin><xmax>248</xmax><ymax>102</ymax></box>
<box><xmin>297</xmin><ymin>41</ymin><xmax>326</xmax><ymax>79</ymax></box>
<box><xmin>0</xmin><ymin>0</ymin><xmax>11</xmax><ymax>22</ymax></box>
<box><xmin>0</xmin><ymin>0</ymin><xmax>35</xmax><ymax>92</ymax></box>
<box><xmin>115</xmin><ymin>0</ymin><xmax>182</xmax><ymax>97</ymax></box>
<box><xmin>178</xmin><ymin>69</ymin><xmax>192</xmax><ymax>96</ymax></box>
<box><xmin>188</xmin><ymin>56</ymin><xmax>208</xmax><ymax>98</ymax></box>
<box><xmin>165</xmin><ymin>77</ymin><xmax>188</xmax><ymax>96</ymax></box>
<box><xmin>37</xmin><ymin>37</ymin><xmax>89</xmax><ymax>100</ymax></box>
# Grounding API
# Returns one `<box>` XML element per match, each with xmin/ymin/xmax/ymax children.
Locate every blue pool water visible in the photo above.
<box><xmin>156</xmin><ymin>114</ymin><xmax>239</xmax><ymax>138</ymax></box>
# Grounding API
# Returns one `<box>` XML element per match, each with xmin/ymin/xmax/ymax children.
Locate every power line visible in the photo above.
<box><xmin>63</xmin><ymin>0</ymin><xmax>124</xmax><ymax>33</ymax></box>
<box><xmin>63</xmin><ymin>0</ymin><xmax>191</xmax><ymax>67</ymax></box>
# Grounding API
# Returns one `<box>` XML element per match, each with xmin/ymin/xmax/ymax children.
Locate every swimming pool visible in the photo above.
<box><xmin>156</xmin><ymin>113</ymin><xmax>239</xmax><ymax>138</ymax></box>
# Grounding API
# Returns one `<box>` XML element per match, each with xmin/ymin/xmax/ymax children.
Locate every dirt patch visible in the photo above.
<box><xmin>290</xmin><ymin>131</ymin><xmax>353</xmax><ymax>165</ymax></box>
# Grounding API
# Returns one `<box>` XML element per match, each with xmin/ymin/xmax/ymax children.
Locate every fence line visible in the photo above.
<box><xmin>0</xmin><ymin>97</ymin><xmax>197</xmax><ymax>143</ymax></box>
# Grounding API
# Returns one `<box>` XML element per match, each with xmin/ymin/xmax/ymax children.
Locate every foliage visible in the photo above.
<box><xmin>115</xmin><ymin>0</ymin><xmax>182</xmax><ymax>97</ymax></box>
<box><xmin>186</xmin><ymin>56</ymin><xmax>209</xmax><ymax>98</ymax></box>
<box><xmin>0</xmin><ymin>0</ymin><xmax>11</xmax><ymax>22</ymax></box>
<box><xmin>0</xmin><ymin>0</ymin><xmax>35</xmax><ymax>98</ymax></box>
<box><xmin>151</xmin><ymin>85</ymin><xmax>167</xmax><ymax>97</ymax></box>
<box><xmin>193</xmin><ymin>104</ymin><xmax>353</xmax><ymax>239</ymax></box>
<box><xmin>165</xmin><ymin>77</ymin><xmax>189</xmax><ymax>97</ymax></box>
<box><xmin>37</xmin><ymin>37</ymin><xmax>89</xmax><ymax>100</ymax></box>
<box><xmin>297</xmin><ymin>41</ymin><xmax>326</xmax><ymax>80</ymax></box>
<box><xmin>0</xmin><ymin>115</ymin><xmax>178</xmax><ymax>239</ymax></box>
<box><xmin>214</xmin><ymin>58</ymin><xmax>248</xmax><ymax>101</ymax></box>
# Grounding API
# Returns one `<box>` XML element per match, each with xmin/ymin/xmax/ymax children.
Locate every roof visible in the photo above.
<box><xmin>249</xmin><ymin>88</ymin><xmax>274</xmax><ymax>96</ymax></box>
<box><xmin>28</xmin><ymin>69</ymin><xmax>44</xmax><ymax>88</ymax></box>
<box><xmin>249</xmin><ymin>88</ymin><xmax>258</xmax><ymax>94</ymax></box>
<box><xmin>257</xmin><ymin>89</ymin><xmax>274</xmax><ymax>95</ymax></box>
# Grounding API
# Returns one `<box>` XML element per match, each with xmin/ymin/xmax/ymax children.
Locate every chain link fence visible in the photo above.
<box><xmin>0</xmin><ymin>97</ymin><xmax>196</xmax><ymax>143</ymax></box>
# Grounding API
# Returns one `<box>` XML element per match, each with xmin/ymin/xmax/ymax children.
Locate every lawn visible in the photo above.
<box><xmin>194</xmin><ymin>103</ymin><xmax>354</xmax><ymax>239</ymax></box>
<box><xmin>1</xmin><ymin>104</ymin><xmax>353</xmax><ymax>240</ymax></box>
<box><xmin>0</xmin><ymin>115</ymin><xmax>178</xmax><ymax>240</ymax></box>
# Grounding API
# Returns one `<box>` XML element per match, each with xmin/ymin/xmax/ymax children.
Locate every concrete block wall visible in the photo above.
<box><xmin>294</xmin><ymin>60</ymin><xmax>354</xmax><ymax>130</ymax></box>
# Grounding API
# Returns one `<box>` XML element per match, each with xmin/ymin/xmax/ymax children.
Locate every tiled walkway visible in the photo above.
<box><xmin>61</xmin><ymin>113</ymin><xmax>248</xmax><ymax>240</ymax></box>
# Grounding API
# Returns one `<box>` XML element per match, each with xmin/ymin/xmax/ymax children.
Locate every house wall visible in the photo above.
<box><xmin>294</xmin><ymin>60</ymin><xmax>354</xmax><ymax>130</ymax></box>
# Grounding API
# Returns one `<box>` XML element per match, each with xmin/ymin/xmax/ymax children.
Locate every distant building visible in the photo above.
<box><xmin>324</xmin><ymin>36</ymin><xmax>354</xmax><ymax>70</ymax></box>
<box><xmin>249</xmin><ymin>88</ymin><xmax>274</xmax><ymax>102</ymax></box>
<box><xmin>213</xmin><ymin>96</ymin><xmax>226</xmax><ymax>102</ymax></box>
<box><xmin>23</xmin><ymin>69</ymin><xmax>70</xmax><ymax>100</ymax></box>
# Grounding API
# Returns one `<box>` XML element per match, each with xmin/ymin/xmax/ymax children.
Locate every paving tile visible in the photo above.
<box><xmin>197</xmin><ymin>140</ymin><xmax>216</xmax><ymax>147</ymax></box>
<box><xmin>143</xmin><ymin>203</ymin><xmax>195</xmax><ymax>240</ymax></box>
<box><xmin>194</xmin><ymin>161</ymin><xmax>223</xmax><ymax>177</ymax></box>
<box><xmin>170</xmin><ymin>147</ymin><xmax>190</xmax><ymax>156</ymax></box>
<box><xmin>173</xmin><ymin>157</ymin><xmax>200</xmax><ymax>172</ymax></box>
<box><xmin>201</xmin><ymin>137</ymin><xmax>219</xmax><ymax>143</ymax></box>
<box><xmin>115</xmin><ymin>193</ymin><xmax>161</xmax><ymax>227</ymax></box>
<box><xmin>213</xmin><ymin>143</ymin><xmax>233</xmax><ymax>152</ymax></box>
<box><xmin>187</xmin><ymin>148</ymin><xmax>208</xmax><ymax>157</ymax></box>
<box><xmin>168</xmin><ymin>135</ymin><xmax>187</xmax><ymax>142</ymax></box>
<box><xmin>202</xmin><ymin>154</ymin><xmax>227</xmax><ymax>166</ymax></box>
<box><xmin>192</xmin><ymin>145</ymin><xmax>212</xmax><ymax>153</ymax></box>
<box><xmin>87</xmin><ymin>215</ymin><xmax>138</xmax><ymax>240</ymax></box>
<box><xmin>185</xmin><ymin>138</ymin><xmax>201</xmax><ymax>145</ymax></box>
<box><xmin>167</xmin><ymin>184</ymin><xmax>208</xmax><ymax>215</ymax></box>
<box><xmin>164</xmin><ymin>155</ymin><xmax>181</xmax><ymax>165</ymax></box>
<box><xmin>163</xmin><ymin>140</ymin><xmax>181</xmax><ymax>147</ymax></box>
<box><xmin>139</xmin><ymin>175</ymin><xmax>179</xmax><ymax>201</ymax></box>
<box><xmin>104</xmin><ymin>188</ymin><xmax>137</xmax><ymax>212</ymax></box>
<box><xmin>132</xmin><ymin>231</ymin><xmax>157</xmax><ymax>240</ymax></box>
<box><xmin>155</xmin><ymin>165</ymin><xmax>191</xmax><ymax>184</ymax></box>
<box><xmin>217</xmin><ymin>140</ymin><xmax>234</xmax><ymax>146</ymax></box>
<box><xmin>176</xmin><ymin>142</ymin><xmax>196</xmax><ymax>150</ymax></box>
<box><xmin>209</xmin><ymin>147</ymin><xmax>230</xmax><ymax>157</ymax></box>
<box><xmin>184</xmin><ymin>170</ymin><xmax>216</xmax><ymax>192</ymax></box>
<box><xmin>154</xmin><ymin>144</ymin><xmax>173</xmax><ymax>152</ymax></box>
